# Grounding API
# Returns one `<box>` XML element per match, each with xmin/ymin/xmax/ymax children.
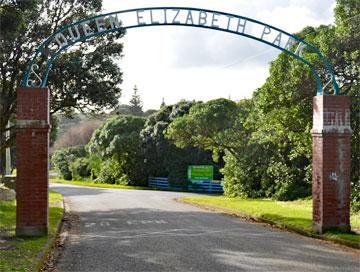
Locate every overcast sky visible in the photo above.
<box><xmin>102</xmin><ymin>0</ymin><xmax>336</xmax><ymax>110</ymax></box>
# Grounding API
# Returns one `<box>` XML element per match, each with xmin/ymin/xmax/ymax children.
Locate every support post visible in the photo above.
<box><xmin>5</xmin><ymin>121</ymin><xmax>11</xmax><ymax>175</ymax></box>
<box><xmin>311</xmin><ymin>96</ymin><xmax>352</xmax><ymax>233</ymax></box>
<box><xmin>16</xmin><ymin>87</ymin><xmax>50</xmax><ymax>236</ymax></box>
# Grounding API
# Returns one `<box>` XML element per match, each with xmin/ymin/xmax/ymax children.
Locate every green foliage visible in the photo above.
<box><xmin>333</xmin><ymin>0</ymin><xmax>360</xmax><ymax>211</ymax></box>
<box><xmin>235</xmin><ymin>52</ymin><xmax>314</xmax><ymax>200</ymax></box>
<box><xmin>265</xmin><ymin>161</ymin><xmax>311</xmax><ymax>201</ymax></box>
<box><xmin>88</xmin><ymin>115</ymin><xmax>147</xmax><ymax>185</ymax></box>
<box><xmin>164</xmin><ymin>4</ymin><xmax>358</xmax><ymax>204</ymax></box>
<box><xmin>141</xmin><ymin>101</ymin><xmax>217</xmax><ymax>182</ymax></box>
<box><xmin>49</xmin><ymin>40</ymin><xmax>123</xmax><ymax>114</ymax></box>
<box><xmin>128</xmin><ymin>85</ymin><xmax>144</xmax><ymax>116</ymax></box>
<box><xmin>182</xmin><ymin>196</ymin><xmax>360</xmax><ymax>245</ymax></box>
<box><xmin>165</xmin><ymin>98</ymin><xmax>271</xmax><ymax>197</ymax></box>
<box><xmin>0</xmin><ymin>0</ymin><xmax>124</xmax><ymax>174</ymax></box>
<box><xmin>222</xmin><ymin>148</ymin><xmax>270</xmax><ymax>198</ymax></box>
<box><xmin>221</xmin><ymin>10</ymin><xmax>359</xmax><ymax>202</ymax></box>
<box><xmin>335</xmin><ymin>0</ymin><xmax>360</xmax><ymax>38</ymax></box>
<box><xmin>88</xmin><ymin>155</ymin><xmax>102</xmax><ymax>180</ymax></box>
<box><xmin>301</xmin><ymin>1</ymin><xmax>360</xmax><ymax>210</ymax></box>
<box><xmin>0</xmin><ymin>191</ymin><xmax>63</xmax><ymax>271</ymax></box>
<box><xmin>70</xmin><ymin>157</ymin><xmax>91</xmax><ymax>180</ymax></box>
<box><xmin>0</xmin><ymin>0</ymin><xmax>37</xmax><ymax>40</ymax></box>
<box><xmin>351</xmin><ymin>183</ymin><xmax>360</xmax><ymax>212</ymax></box>
<box><xmin>88</xmin><ymin>115</ymin><xmax>145</xmax><ymax>157</ymax></box>
<box><xmin>197</xmin><ymin>9</ymin><xmax>359</xmax><ymax>205</ymax></box>
<box><xmin>51</xmin><ymin>145</ymin><xmax>87</xmax><ymax>180</ymax></box>
<box><xmin>113</xmin><ymin>104</ymin><xmax>133</xmax><ymax>115</ymax></box>
<box><xmin>165</xmin><ymin>98</ymin><xmax>242</xmax><ymax>159</ymax></box>
<box><xmin>95</xmin><ymin>158</ymin><xmax>123</xmax><ymax>184</ymax></box>
<box><xmin>50</xmin><ymin>177</ymin><xmax>151</xmax><ymax>190</ymax></box>
<box><xmin>183</xmin><ymin>196</ymin><xmax>313</xmax><ymax>230</ymax></box>
<box><xmin>52</xmin><ymin>152</ymin><xmax>71</xmax><ymax>180</ymax></box>
<box><xmin>50</xmin><ymin>114</ymin><xmax>59</xmax><ymax>147</ymax></box>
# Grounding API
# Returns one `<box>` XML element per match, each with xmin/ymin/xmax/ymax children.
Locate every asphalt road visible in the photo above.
<box><xmin>51</xmin><ymin>183</ymin><xmax>359</xmax><ymax>272</ymax></box>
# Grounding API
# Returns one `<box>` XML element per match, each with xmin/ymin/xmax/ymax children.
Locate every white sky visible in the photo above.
<box><xmin>102</xmin><ymin>0</ymin><xmax>336</xmax><ymax>110</ymax></box>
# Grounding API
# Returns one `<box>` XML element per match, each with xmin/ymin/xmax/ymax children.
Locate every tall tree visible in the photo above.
<box><xmin>165</xmin><ymin>98</ymin><xmax>270</xmax><ymax>198</ymax></box>
<box><xmin>128</xmin><ymin>85</ymin><xmax>143</xmax><ymax>116</ymax></box>
<box><xmin>141</xmin><ymin>101</ymin><xmax>217</xmax><ymax>181</ymax></box>
<box><xmin>333</xmin><ymin>0</ymin><xmax>360</xmax><ymax>210</ymax></box>
<box><xmin>160</xmin><ymin>97</ymin><xmax>166</xmax><ymax>108</ymax></box>
<box><xmin>0</xmin><ymin>0</ymin><xmax>125</xmax><ymax>174</ymax></box>
<box><xmin>303</xmin><ymin>0</ymin><xmax>359</xmax><ymax>208</ymax></box>
<box><xmin>165</xmin><ymin>98</ymin><xmax>247</xmax><ymax>160</ymax></box>
<box><xmin>236</xmin><ymin>1</ymin><xmax>359</xmax><ymax>201</ymax></box>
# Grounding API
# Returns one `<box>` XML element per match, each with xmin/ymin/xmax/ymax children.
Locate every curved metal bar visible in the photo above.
<box><xmin>41</xmin><ymin>23</ymin><xmax>323</xmax><ymax>94</ymax></box>
<box><xmin>23</xmin><ymin>6</ymin><xmax>339</xmax><ymax>95</ymax></box>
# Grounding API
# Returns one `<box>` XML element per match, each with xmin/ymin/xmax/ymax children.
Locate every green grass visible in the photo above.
<box><xmin>50</xmin><ymin>177</ymin><xmax>155</xmax><ymax>190</ymax></box>
<box><xmin>182</xmin><ymin>196</ymin><xmax>360</xmax><ymax>246</ymax></box>
<box><xmin>351</xmin><ymin>212</ymin><xmax>360</xmax><ymax>229</ymax></box>
<box><xmin>0</xmin><ymin>191</ymin><xmax>63</xmax><ymax>272</ymax></box>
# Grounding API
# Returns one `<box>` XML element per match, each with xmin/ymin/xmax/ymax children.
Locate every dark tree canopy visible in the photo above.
<box><xmin>0</xmin><ymin>0</ymin><xmax>125</xmax><ymax>174</ymax></box>
<box><xmin>165</xmin><ymin>98</ymin><xmax>248</xmax><ymax>161</ymax></box>
<box><xmin>140</xmin><ymin>100</ymin><xmax>219</xmax><ymax>182</ymax></box>
<box><xmin>220</xmin><ymin>1</ymin><xmax>359</xmax><ymax>202</ymax></box>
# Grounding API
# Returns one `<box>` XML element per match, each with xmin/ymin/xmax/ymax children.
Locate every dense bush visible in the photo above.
<box><xmin>52</xmin><ymin>145</ymin><xmax>87</xmax><ymax>180</ymax></box>
<box><xmin>70</xmin><ymin>157</ymin><xmax>91</xmax><ymax>180</ymax></box>
<box><xmin>95</xmin><ymin>159</ymin><xmax>123</xmax><ymax>184</ymax></box>
<box><xmin>88</xmin><ymin>155</ymin><xmax>102</xmax><ymax>180</ymax></box>
<box><xmin>221</xmin><ymin>13</ymin><xmax>358</xmax><ymax>204</ymax></box>
<box><xmin>222</xmin><ymin>152</ymin><xmax>267</xmax><ymax>198</ymax></box>
<box><xmin>141</xmin><ymin>101</ymin><xmax>219</xmax><ymax>184</ymax></box>
<box><xmin>88</xmin><ymin>115</ymin><xmax>147</xmax><ymax>185</ymax></box>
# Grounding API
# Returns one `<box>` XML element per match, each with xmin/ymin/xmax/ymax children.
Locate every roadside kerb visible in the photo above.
<box><xmin>35</xmin><ymin>197</ymin><xmax>65</xmax><ymax>271</ymax></box>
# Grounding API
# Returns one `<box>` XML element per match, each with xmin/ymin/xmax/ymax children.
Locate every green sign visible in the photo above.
<box><xmin>188</xmin><ymin>165</ymin><xmax>214</xmax><ymax>180</ymax></box>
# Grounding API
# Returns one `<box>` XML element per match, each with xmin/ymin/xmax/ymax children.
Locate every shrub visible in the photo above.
<box><xmin>52</xmin><ymin>145</ymin><xmax>87</xmax><ymax>180</ymax></box>
<box><xmin>95</xmin><ymin>159</ymin><xmax>123</xmax><ymax>184</ymax></box>
<box><xmin>88</xmin><ymin>115</ymin><xmax>147</xmax><ymax>184</ymax></box>
<box><xmin>52</xmin><ymin>150</ymin><xmax>72</xmax><ymax>180</ymax></box>
<box><xmin>141</xmin><ymin>101</ymin><xmax>217</xmax><ymax>181</ymax></box>
<box><xmin>70</xmin><ymin>157</ymin><xmax>91</xmax><ymax>179</ymax></box>
<box><xmin>88</xmin><ymin>155</ymin><xmax>102</xmax><ymax>180</ymax></box>
<box><xmin>221</xmin><ymin>150</ymin><xmax>311</xmax><ymax>201</ymax></box>
<box><xmin>222</xmin><ymin>151</ymin><xmax>266</xmax><ymax>198</ymax></box>
<box><xmin>351</xmin><ymin>178</ymin><xmax>360</xmax><ymax>213</ymax></box>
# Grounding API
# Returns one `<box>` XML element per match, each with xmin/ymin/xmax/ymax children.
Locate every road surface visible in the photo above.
<box><xmin>51</xmin><ymin>183</ymin><xmax>359</xmax><ymax>272</ymax></box>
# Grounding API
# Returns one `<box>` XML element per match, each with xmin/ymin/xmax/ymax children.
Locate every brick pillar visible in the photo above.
<box><xmin>16</xmin><ymin>87</ymin><xmax>50</xmax><ymax>236</ymax></box>
<box><xmin>311</xmin><ymin>96</ymin><xmax>352</xmax><ymax>233</ymax></box>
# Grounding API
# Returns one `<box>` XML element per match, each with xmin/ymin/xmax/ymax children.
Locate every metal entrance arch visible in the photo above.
<box><xmin>16</xmin><ymin>7</ymin><xmax>351</xmax><ymax>236</ymax></box>
<box><xmin>23</xmin><ymin>7</ymin><xmax>339</xmax><ymax>95</ymax></box>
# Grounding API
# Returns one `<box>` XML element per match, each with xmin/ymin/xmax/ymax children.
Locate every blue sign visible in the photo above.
<box><xmin>22</xmin><ymin>7</ymin><xmax>339</xmax><ymax>96</ymax></box>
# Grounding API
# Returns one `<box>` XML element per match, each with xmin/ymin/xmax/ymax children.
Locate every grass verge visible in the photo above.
<box><xmin>50</xmin><ymin>177</ymin><xmax>218</xmax><ymax>193</ymax></box>
<box><xmin>0</xmin><ymin>191</ymin><xmax>63</xmax><ymax>272</ymax></box>
<box><xmin>181</xmin><ymin>196</ymin><xmax>360</xmax><ymax>248</ymax></box>
<box><xmin>50</xmin><ymin>177</ymin><xmax>152</xmax><ymax>190</ymax></box>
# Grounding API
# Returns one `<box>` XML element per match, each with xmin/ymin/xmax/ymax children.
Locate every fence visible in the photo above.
<box><xmin>148</xmin><ymin>177</ymin><xmax>224</xmax><ymax>193</ymax></box>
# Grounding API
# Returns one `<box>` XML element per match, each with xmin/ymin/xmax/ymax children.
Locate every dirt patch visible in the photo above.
<box><xmin>0</xmin><ymin>186</ymin><xmax>15</xmax><ymax>201</ymax></box>
<box><xmin>0</xmin><ymin>236</ymin><xmax>15</xmax><ymax>251</ymax></box>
